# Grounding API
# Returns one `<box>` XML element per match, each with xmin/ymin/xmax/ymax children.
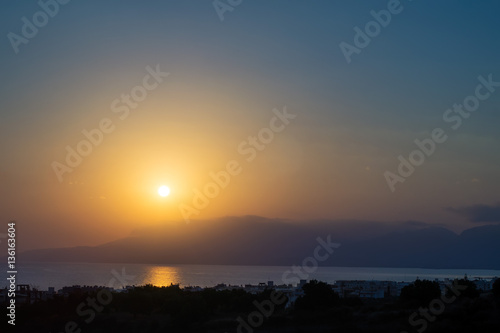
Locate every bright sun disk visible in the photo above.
<box><xmin>158</xmin><ymin>185</ymin><xmax>170</xmax><ymax>197</ymax></box>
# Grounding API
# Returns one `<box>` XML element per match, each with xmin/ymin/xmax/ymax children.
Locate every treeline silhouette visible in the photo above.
<box><xmin>3</xmin><ymin>279</ymin><xmax>500</xmax><ymax>332</ymax></box>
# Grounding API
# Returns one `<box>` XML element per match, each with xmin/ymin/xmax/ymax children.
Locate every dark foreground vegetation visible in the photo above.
<box><xmin>3</xmin><ymin>279</ymin><xmax>500</xmax><ymax>333</ymax></box>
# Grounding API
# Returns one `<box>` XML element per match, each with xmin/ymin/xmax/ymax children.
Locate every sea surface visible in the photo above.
<box><xmin>3</xmin><ymin>262</ymin><xmax>500</xmax><ymax>290</ymax></box>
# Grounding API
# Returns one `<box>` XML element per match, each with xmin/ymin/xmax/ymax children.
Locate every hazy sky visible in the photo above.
<box><xmin>1</xmin><ymin>0</ymin><xmax>500</xmax><ymax>251</ymax></box>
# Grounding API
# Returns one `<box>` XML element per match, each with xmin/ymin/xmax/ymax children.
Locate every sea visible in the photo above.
<box><xmin>3</xmin><ymin>262</ymin><xmax>500</xmax><ymax>290</ymax></box>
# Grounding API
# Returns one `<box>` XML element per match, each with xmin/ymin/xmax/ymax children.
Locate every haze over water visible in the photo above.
<box><xmin>4</xmin><ymin>262</ymin><xmax>499</xmax><ymax>290</ymax></box>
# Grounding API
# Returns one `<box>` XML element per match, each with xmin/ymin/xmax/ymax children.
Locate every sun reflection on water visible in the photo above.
<box><xmin>142</xmin><ymin>266</ymin><xmax>180</xmax><ymax>287</ymax></box>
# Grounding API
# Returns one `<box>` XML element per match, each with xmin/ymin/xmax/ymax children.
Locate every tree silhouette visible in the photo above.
<box><xmin>294</xmin><ymin>280</ymin><xmax>339</xmax><ymax>311</ymax></box>
<box><xmin>492</xmin><ymin>278</ymin><xmax>500</xmax><ymax>298</ymax></box>
<box><xmin>400</xmin><ymin>279</ymin><xmax>441</xmax><ymax>306</ymax></box>
<box><xmin>445</xmin><ymin>277</ymin><xmax>480</xmax><ymax>299</ymax></box>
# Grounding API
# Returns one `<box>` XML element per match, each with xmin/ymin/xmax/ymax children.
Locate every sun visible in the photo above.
<box><xmin>158</xmin><ymin>185</ymin><xmax>170</xmax><ymax>197</ymax></box>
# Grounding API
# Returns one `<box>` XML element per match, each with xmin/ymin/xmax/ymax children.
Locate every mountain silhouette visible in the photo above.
<box><xmin>15</xmin><ymin>217</ymin><xmax>500</xmax><ymax>269</ymax></box>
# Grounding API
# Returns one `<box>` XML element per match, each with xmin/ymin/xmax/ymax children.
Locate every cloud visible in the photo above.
<box><xmin>447</xmin><ymin>203</ymin><xmax>500</xmax><ymax>223</ymax></box>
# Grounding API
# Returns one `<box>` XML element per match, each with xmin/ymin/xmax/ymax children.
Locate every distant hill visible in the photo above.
<box><xmin>16</xmin><ymin>217</ymin><xmax>500</xmax><ymax>269</ymax></box>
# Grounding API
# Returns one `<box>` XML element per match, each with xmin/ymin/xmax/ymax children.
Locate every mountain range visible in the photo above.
<box><xmin>14</xmin><ymin>216</ymin><xmax>500</xmax><ymax>269</ymax></box>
